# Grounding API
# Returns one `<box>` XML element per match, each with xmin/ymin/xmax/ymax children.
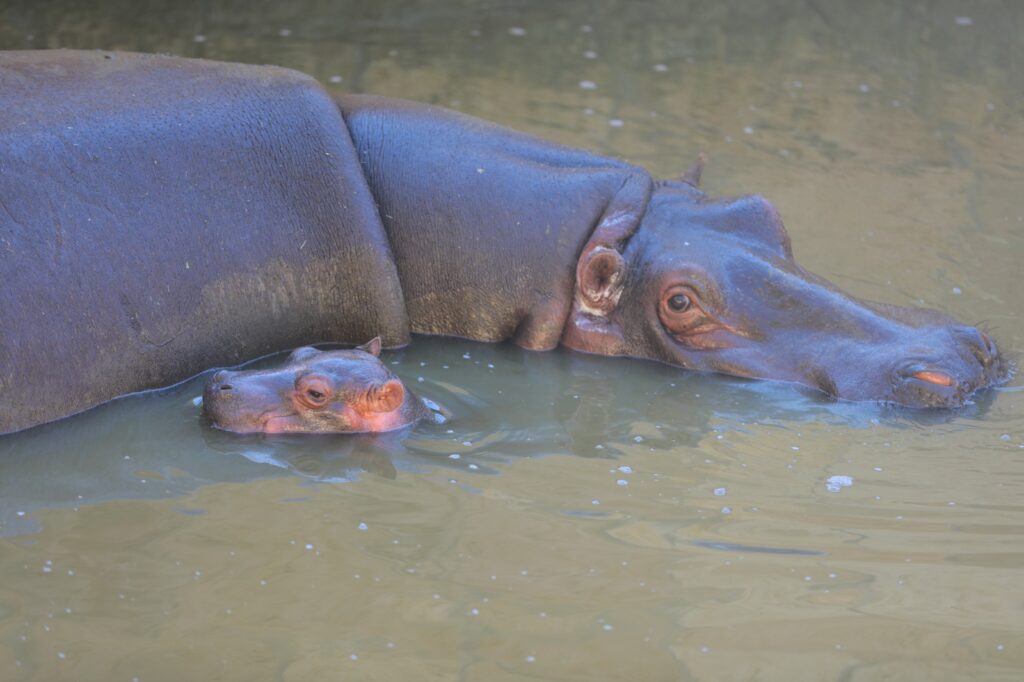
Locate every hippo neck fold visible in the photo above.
<box><xmin>338</xmin><ymin>95</ymin><xmax>653</xmax><ymax>351</ymax></box>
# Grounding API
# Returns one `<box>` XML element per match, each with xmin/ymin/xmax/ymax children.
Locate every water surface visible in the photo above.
<box><xmin>1</xmin><ymin>2</ymin><xmax>1022</xmax><ymax>680</ymax></box>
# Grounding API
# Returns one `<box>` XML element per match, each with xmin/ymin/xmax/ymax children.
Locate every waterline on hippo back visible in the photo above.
<box><xmin>561</xmin><ymin>158</ymin><xmax>1012</xmax><ymax>408</ymax></box>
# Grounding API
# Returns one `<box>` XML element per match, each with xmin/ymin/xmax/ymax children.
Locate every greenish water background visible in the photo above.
<box><xmin>1</xmin><ymin>2</ymin><xmax>1022</xmax><ymax>680</ymax></box>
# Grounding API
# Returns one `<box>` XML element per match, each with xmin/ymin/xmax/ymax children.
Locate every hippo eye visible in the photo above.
<box><xmin>295</xmin><ymin>374</ymin><xmax>333</xmax><ymax>409</ymax></box>
<box><xmin>659</xmin><ymin>284</ymin><xmax>729</xmax><ymax>347</ymax></box>
<box><xmin>667</xmin><ymin>293</ymin><xmax>691</xmax><ymax>313</ymax></box>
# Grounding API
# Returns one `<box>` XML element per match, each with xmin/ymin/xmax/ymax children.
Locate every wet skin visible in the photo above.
<box><xmin>0</xmin><ymin>51</ymin><xmax>1011</xmax><ymax>434</ymax></box>
<box><xmin>203</xmin><ymin>339</ymin><xmax>430</xmax><ymax>434</ymax></box>
<box><xmin>561</xmin><ymin>177</ymin><xmax>1010</xmax><ymax>408</ymax></box>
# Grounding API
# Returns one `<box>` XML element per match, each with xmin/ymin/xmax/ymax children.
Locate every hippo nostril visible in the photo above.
<box><xmin>910</xmin><ymin>370</ymin><xmax>955</xmax><ymax>387</ymax></box>
<box><xmin>957</xmin><ymin>328</ymin><xmax>996</xmax><ymax>369</ymax></box>
<box><xmin>219</xmin><ymin>384</ymin><xmax>233</xmax><ymax>391</ymax></box>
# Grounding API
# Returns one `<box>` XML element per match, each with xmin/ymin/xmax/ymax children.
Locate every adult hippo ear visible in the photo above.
<box><xmin>565</xmin><ymin>174</ymin><xmax>654</xmax><ymax>355</ymax></box>
<box><xmin>678</xmin><ymin>152</ymin><xmax>707</xmax><ymax>189</ymax></box>
<box><xmin>356</xmin><ymin>337</ymin><xmax>383</xmax><ymax>357</ymax></box>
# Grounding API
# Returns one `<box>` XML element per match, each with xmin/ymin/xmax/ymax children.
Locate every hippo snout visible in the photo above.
<box><xmin>886</xmin><ymin>327</ymin><xmax>1008</xmax><ymax>408</ymax></box>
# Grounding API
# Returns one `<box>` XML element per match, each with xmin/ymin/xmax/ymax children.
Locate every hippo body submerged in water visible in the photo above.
<box><xmin>0</xmin><ymin>50</ymin><xmax>1009</xmax><ymax>434</ymax></box>
<box><xmin>203</xmin><ymin>338</ymin><xmax>430</xmax><ymax>434</ymax></box>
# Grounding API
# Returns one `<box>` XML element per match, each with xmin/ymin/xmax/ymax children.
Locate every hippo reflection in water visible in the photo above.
<box><xmin>203</xmin><ymin>339</ymin><xmax>429</xmax><ymax>434</ymax></box>
<box><xmin>0</xmin><ymin>50</ymin><xmax>1011</xmax><ymax>434</ymax></box>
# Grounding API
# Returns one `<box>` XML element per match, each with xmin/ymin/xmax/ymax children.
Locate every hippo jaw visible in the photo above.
<box><xmin>202</xmin><ymin>339</ymin><xmax>429</xmax><ymax>434</ymax></box>
<box><xmin>563</xmin><ymin>184</ymin><xmax>1010</xmax><ymax>409</ymax></box>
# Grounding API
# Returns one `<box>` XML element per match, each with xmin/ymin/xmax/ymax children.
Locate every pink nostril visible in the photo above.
<box><xmin>912</xmin><ymin>370</ymin><xmax>954</xmax><ymax>387</ymax></box>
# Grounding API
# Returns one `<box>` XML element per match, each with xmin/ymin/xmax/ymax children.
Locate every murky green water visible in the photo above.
<box><xmin>1</xmin><ymin>1</ymin><xmax>1023</xmax><ymax>680</ymax></box>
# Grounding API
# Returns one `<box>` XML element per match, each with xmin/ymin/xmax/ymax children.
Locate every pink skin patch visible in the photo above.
<box><xmin>911</xmin><ymin>370</ymin><xmax>954</xmax><ymax>387</ymax></box>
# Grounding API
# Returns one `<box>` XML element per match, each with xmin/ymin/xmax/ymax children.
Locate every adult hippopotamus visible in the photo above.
<box><xmin>0</xmin><ymin>50</ymin><xmax>1009</xmax><ymax>434</ymax></box>
<box><xmin>203</xmin><ymin>338</ymin><xmax>429</xmax><ymax>434</ymax></box>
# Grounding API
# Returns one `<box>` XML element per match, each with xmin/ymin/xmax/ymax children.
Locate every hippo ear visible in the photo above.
<box><xmin>365</xmin><ymin>378</ymin><xmax>404</xmax><ymax>413</ymax></box>
<box><xmin>577</xmin><ymin>247</ymin><xmax>626</xmax><ymax>314</ymax></box>
<box><xmin>289</xmin><ymin>346</ymin><xmax>320</xmax><ymax>362</ymax></box>
<box><xmin>677</xmin><ymin>152</ymin><xmax>706</xmax><ymax>188</ymax></box>
<box><xmin>574</xmin><ymin>173</ymin><xmax>651</xmax><ymax>316</ymax></box>
<box><xmin>356</xmin><ymin>336</ymin><xmax>382</xmax><ymax>357</ymax></box>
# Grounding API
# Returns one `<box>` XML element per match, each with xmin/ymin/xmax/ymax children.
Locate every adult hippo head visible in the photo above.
<box><xmin>562</xmin><ymin>159</ymin><xmax>1010</xmax><ymax>408</ymax></box>
<box><xmin>203</xmin><ymin>339</ymin><xmax>429</xmax><ymax>433</ymax></box>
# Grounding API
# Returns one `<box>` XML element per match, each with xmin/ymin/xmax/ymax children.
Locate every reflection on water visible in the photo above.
<box><xmin>1</xmin><ymin>0</ymin><xmax>1023</xmax><ymax>679</ymax></box>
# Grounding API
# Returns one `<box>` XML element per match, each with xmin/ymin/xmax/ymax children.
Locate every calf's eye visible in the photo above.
<box><xmin>307</xmin><ymin>390</ymin><xmax>324</xmax><ymax>401</ymax></box>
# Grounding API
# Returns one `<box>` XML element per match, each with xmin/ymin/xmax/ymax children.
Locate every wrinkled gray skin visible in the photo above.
<box><xmin>203</xmin><ymin>339</ymin><xmax>429</xmax><ymax>434</ymax></box>
<box><xmin>0</xmin><ymin>51</ymin><xmax>1009</xmax><ymax>435</ymax></box>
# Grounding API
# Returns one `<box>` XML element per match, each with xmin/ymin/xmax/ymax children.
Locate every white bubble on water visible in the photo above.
<box><xmin>278</xmin><ymin>28</ymin><xmax>292</xmax><ymax>37</ymax></box>
<box><xmin>509</xmin><ymin>26</ymin><xmax>527</xmax><ymax>36</ymax></box>
<box><xmin>826</xmin><ymin>475</ymin><xmax>853</xmax><ymax>492</ymax></box>
<box><xmin>358</xmin><ymin>522</ymin><xmax>368</xmax><ymax>531</ymax></box>
<box><xmin>721</xmin><ymin>506</ymin><xmax>732</xmax><ymax>514</ymax></box>
<box><xmin>579</xmin><ymin>80</ymin><xmax>597</xmax><ymax>90</ymax></box>
<box><xmin>954</xmin><ymin>16</ymin><xmax>974</xmax><ymax>26</ymax></box>
<box><xmin>616</xmin><ymin>479</ymin><xmax>629</xmax><ymax>486</ymax></box>
<box><xmin>449</xmin><ymin>454</ymin><xmax>461</xmax><ymax>460</ymax></box>
<box><xmin>713</xmin><ymin>487</ymin><xmax>727</xmax><ymax>496</ymax></box>
<box><xmin>328</xmin><ymin>75</ymin><xmax>343</xmax><ymax>84</ymax></box>
<box><xmin>583</xmin><ymin>50</ymin><xmax>598</xmax><ymax>59</ymax></box>
<box><xmin>193</xmin><ymin>35</ymin><xmax>207</xmax><ymax>43</ymax></box>
<box><xmin>654</xmin><ymin>63</ymin><xmax>668</xmax><ymax>72</ymax></box>
<box><xmin>608</xmin><ymin>119</ymin><xmax>625</xmax><ymax>128</ymax></box>
<box><xmin>617</xmin><ymin>465</ymin><xmax>633</xmax><ymax>474</ymax></box>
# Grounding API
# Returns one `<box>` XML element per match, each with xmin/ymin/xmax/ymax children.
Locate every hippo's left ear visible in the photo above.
<box><xmin>364</xmin><ymin>379</ymin><xmax>404</xmax><ymax>413</ymax></box>
<box><xmin>356</xmin><ymin>337</ymin><xmax>383</xmax><ymax>357</ymax></box>
<box><xmin>577</xmin><ymin>247</ymin><xmax>625</xmax><ymax>315</ymax></box>
<box><xmin>574</xmin><ymin>174</ymin><xmax>652</xmax><ymax>316</ymax></box>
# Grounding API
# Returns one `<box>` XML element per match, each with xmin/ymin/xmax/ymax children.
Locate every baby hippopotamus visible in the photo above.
<box><xmin>202</xmin><ymin>338</ymin><xmax>430</xmax><ymax>434</ymax></box>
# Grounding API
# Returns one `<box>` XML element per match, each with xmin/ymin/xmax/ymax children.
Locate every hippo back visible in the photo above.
<box><xmin>0</xmin><ymin>50</ymin><xmax>408</xmax><ymax>434</ymax></box>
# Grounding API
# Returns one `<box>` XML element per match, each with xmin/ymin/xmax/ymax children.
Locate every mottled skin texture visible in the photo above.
<box><xmin>0</xmin><ymin>50</ymin><xmax>1009</xmax><ymax>434</ymax></box>
<box><xmin>203</xmin><ymin>339</ymin><xmax>429</xmax><ymax>434</ymax></box>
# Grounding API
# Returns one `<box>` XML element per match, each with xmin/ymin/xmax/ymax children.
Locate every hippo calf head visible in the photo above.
<box><xmin>203</xmin><ymin>339</ymin><xmax>429</xmax><ymax>433</ymax></box>
<box><xmin>563</xmin><ymin>161</ymin><xmax>1010</xmax><ymax>408</ymax></box>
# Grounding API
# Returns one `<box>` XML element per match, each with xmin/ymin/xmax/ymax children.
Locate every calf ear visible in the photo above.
<box><xmin>364</xmin><ymin>379</ymin><xmax>404</xmax><ymax>413</ymax></box>
<box><xmin>575</xmin><ymin>173</ymin><xmax>652</xmax><ymax>316</ymax></box>
<box><xmin>356</xmin><ymin>336</ymin><xmax>382</xmax><ymax>357</ymax></box>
